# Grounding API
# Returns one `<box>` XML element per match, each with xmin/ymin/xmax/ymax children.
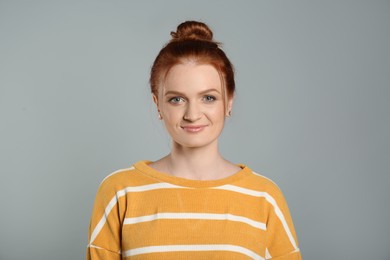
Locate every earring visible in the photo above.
<box><xmin>158</xmin><ymin>112</ymin><xmax>162</xmax><ymax>120</ymax></box>
<box><xmin>226</xmin><ymin>111</ymin><xmax>232</xmax><ymax>117</ymax></box>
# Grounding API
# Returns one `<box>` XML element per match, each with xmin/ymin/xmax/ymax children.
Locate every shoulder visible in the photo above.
<box><xmin>96</xmin><ymin>160</ymin><xmax>155</xmax><ymax>194</ymax></box>
<box><xmin>237</xmin><ymin>165</ymin><xmax>287</xmax><ymax>200</ymax></box>
<box><xmin>235</xmin><ymin>166</ymin><xmax>295</xmax><ymax>218</ymax></box>
<box><xmin>100</xmin><ymin>166</ymin><xmax>136</xmax><ymax>184</ymax></box>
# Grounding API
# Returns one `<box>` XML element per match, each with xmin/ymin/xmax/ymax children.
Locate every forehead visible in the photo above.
<box><xmin>162</xmin><ymin>63</ymin><xmax>222</xmax><ymax>94</ymax></box>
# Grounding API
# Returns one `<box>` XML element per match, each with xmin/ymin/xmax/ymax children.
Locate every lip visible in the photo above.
<box><xmin>181</xmin><ymin>125</ymin><xmax>207</xmax><ymax>133</ymax></box>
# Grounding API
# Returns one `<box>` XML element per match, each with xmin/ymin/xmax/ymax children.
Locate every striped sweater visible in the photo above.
<box><xmin>87</xmin><ymin>160</ymin><xmax>301</xmax><ymax>259</ymax></box>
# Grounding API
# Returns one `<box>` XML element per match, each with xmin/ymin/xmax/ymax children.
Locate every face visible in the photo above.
<box><xmin>154</xmin><ymin>63</ymin><xmax>233</xmax><ymax>149</ymax></box>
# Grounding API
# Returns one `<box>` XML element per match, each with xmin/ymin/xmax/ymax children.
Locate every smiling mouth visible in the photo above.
<box><xmin>181</xmin><ymin>125</ymin><xmax>207</xmax><ymax>133</ymax></box>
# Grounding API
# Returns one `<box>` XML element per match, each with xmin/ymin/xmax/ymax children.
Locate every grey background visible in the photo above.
<box><xmin>1</xmin><ymin>1</ymin><xmax>389</xmax><ymax>259</ymax></box>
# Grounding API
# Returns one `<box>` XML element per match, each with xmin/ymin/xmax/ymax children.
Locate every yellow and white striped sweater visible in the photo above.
<box><xmin>87</xmin><ymin>161</ymin><xmax>301</xmax><ymax>259</ymax></box>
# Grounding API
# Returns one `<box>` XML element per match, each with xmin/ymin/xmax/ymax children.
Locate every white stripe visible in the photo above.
<box><xmin>100</xmin><ymin>166</ymin><xmax>135</xmax><ymax>184</ymax></box>
<box><xmin>265</xmin><ymin>248</ymin><xmax>272</xmax><ymax>259</ymax></box>
<box><xmin>88</xmin><ymin>183</ymin><xmax>183</xmax><ymax>245</ymax></box>
<box><xmin>88</xmin><ymin>244</ymin><xmax>122</xmax><ymax>255</ymax></box>
<box><xmin>252</xmin><ymin>171</ymin><xmax>279</xmax><ymax>188</ymax></box>
<box><xmin>214</xmin><ymin>185</ymin><xmax>298</xmax><ymax>250</ymax></box>
<box><xmin>124</xmin><ymin>212</ymin><xmax>266</xmax><ymax>230</ymax></box>
<box><xmin>292</xmin><ymin>248</ymin><xmax>300</xmax><ymax>253</ymax></box>
<box><xmin>123</xmin><ymin>244</ymin><xmax>264</xmax><ymax>259</ymax></box>
<box><xmin>89</xmin><ymin>244</ymin><xmax>105</xmax><ymax>250</ymax></box>
<box><xmin>88</xmin><ymin>166</ymin><xmax>135</xmax><ymax>246</ymax></box>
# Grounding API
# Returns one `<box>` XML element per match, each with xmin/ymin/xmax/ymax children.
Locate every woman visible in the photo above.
<box><xmin>87</xmin><ymin>21</ymin><xmax>301</xmax><ymax>260</ymax></box>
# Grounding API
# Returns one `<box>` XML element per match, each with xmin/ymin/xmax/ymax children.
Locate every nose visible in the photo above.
<box><xmin>183</xmin><ymin>102</ymin><xmax>202</xmax><ymax>121</ymax></box>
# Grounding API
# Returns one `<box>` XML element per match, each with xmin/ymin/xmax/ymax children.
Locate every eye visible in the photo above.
<box><xmin>203</xmin><ymin>95</ymin><xmax>216</xmax><ymax>102</ymax></box>
<box><xmin>168</xmin><ymin>97</ymin><xmax>185</xmax><ymax>104</ymax></box>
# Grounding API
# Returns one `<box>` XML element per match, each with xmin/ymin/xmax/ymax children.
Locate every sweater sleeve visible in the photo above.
<box><xmin>87</xmin><ymin>246</ymin><xmax>121</xmax><ymax>260</ymax></box>
<box><xmin>86</xmin><ymin>177</ymin><xmax>124</xmax><ymax>260</ymax></box>
<box><xmin>265</xmin><ymin>185</ymin><xmax>302</xmax><ymax>260</ymax></box>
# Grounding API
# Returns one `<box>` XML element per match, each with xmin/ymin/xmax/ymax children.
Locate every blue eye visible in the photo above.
<box><xmin>169</xmin><ymin>97</ymin><xmax>184</xmax><ymax>104</ymax></box>
<box><xmin>204</xmin><ymin>95</ymin><xmax>216</xmax><ymax>102</ymax></box>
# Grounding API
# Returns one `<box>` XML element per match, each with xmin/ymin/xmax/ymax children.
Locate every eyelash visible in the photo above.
<box><xmin>168</xmin><ymin>97</ymin><xmax>185</xmax><ymax>104</ymax></box>
<box><xmin>168</xmin><ymin>95</ymin><xmax>217</xmax><ymax>104</ymax></box>
<box><xmin>203</xmin><ymin>95</ymin><xmax>216</xmax><ymax>102</ymax></box>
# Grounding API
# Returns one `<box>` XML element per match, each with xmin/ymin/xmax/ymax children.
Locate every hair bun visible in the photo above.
<box><xmin>170</xmin><ymin>21</ymin><xmax>213</xmax><ymax>42</ymax></box>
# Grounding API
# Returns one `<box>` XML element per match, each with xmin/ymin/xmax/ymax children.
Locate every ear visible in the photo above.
<box><xmin>226</xmin><ymin>96</ymin><xmax>234</xmax><ymax>115</ymax></box>
<box><xmin>153</xmin><ymin>94</ymin><xmax>163</xmax><ymax>120</ymax></box>
<box><xmin>152</xmin><ymin>94</ymin><xmax>159</xmax><ymax>108</ymax></box>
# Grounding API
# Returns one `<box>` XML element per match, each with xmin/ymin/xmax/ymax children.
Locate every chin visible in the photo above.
<box><xmin>174</xmin><ymin>137</ymin><xmax>219</xmax><ymax>149</ymax></box>
<box><xmin>169</xmin><ymin>127</ymin><xmax>223</xmax><ymax>149</ymax></box>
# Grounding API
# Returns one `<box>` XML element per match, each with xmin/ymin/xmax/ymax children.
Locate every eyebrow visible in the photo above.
<box><xmin>164</xmin><ymin>88</ymin><xmax>221</xmax><ymax>96</ymax></box>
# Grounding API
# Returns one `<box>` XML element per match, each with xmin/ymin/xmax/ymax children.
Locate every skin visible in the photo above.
<box><xmin>150</xmin><ymin>62</ymin><xmax>240</xmax><ymax>181</ymax></box>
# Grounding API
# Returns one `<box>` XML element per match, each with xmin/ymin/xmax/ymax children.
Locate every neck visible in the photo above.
<box><xmin>166</xmin><ymin>142</ymin><xmax>226</xmax><ymax>180</ymax></box>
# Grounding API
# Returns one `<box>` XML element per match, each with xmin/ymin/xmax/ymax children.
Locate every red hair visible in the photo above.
<box><xmin>150</xmin><ymin>21</ymin><xmax>235</xmax><ymax>100</ymax></box>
